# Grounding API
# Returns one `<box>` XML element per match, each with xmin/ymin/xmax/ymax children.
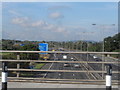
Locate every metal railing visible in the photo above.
<box><xmin>0</xmin><ymin>50</ymin><xmax>119</xmax><ymax>85</ymax></box>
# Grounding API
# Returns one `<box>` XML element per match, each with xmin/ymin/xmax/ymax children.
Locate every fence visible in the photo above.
<box><xmin>0</xmin><ymin>50</ymin><xmax>119</xmax><ymax>85</ymax></box>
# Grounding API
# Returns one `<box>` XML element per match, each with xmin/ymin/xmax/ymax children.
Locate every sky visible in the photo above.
<box><xmin>2</xmin><ymin>2</ymin><xmax>118</xmax><ymax>41</ymax></box>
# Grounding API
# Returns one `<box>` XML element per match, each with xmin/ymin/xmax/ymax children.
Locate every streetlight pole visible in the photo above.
<box><xmin>82</xmin><ymin>31</ymin><xmax>94</xmax><ymax>76</ymax></box>
<box><xmin>92</xmin><ymin>24</ymin><xmax>106</xmax><ymax>79</ymax></box>
<box><xmin>92</xmin><ymin>24</ymin><xmax>115</xmax><ymax>79</ymax></box>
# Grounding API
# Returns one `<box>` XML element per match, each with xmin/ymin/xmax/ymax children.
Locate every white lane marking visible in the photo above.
<box><xmin>43</xmin><ymin>54</ymin><xmax>56</xmax><ymax>78</ymax></box>
<box><xmin>43</xmin><ymin>63</ymin><xmax>53</xmax><ymax>78</ymax></box>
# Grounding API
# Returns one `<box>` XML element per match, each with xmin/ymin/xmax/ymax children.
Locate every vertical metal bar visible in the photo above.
<box><xmin>106</xmin><ymin>64</ymin><xmax>112</xmax><ymax>90</ymax></box>
<box><xmin>102</xmin><ymin>54</ymin><xmax>105</xmax><ymax>79</ymax></box>
<box><xmin>17</xmin><ymin>54</ymin><xmax>20</xmax><ymax>77</ymax></box>
<box><xmin>87</xmin><ymin>43</ymin><xmax>89</xmax><ymax>76</ymax></box>
<box><xmin>2</xmin><ymin>62</ymin><xmax>7</xmax><ymax>90</ymax></box>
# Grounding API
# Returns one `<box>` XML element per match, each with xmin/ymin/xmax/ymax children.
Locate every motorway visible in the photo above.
<box><xmin>32</xmin><ymin>52</ymin><xmax>117</xmax><ymax>81</ymax></box>
<box><xmin>44</xmin><ymin>53</ymin><xmax>89</xmax><ymax>79</ymax></box>
<box><xmin>3</xmin><ymin>52</ymin><xmax>118</xmax><ymax>84</ymax></box>
<box><xmin>35</xmin><ymin>52</ymin><xmax>119</xmax><ymax>81</ymax></box>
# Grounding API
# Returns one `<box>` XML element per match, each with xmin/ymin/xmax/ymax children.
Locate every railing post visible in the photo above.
<box><xmin>102</xmin><ymin>54</ymin><xmax>105</xmax><ymax>79</ymax></box>
<box><xmin>106</xmin><ymin>64</ymin><xmax>112</xmax><ymax>90</ymax></box>
<box><xmin>1</xmin><ymin>62</ymin><xmax>7</xmax><ymax>90</ymax></box>
<box><xmin>17</xmin><ymin>53</ymin><xmax>20</xmax><ymax>77</ymax></box>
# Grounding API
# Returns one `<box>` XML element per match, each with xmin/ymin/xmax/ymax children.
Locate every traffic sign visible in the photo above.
<box><xmin>39</xmin><ymin>43</ymin><xmax>48</xmax><ymax>54</ymax></box>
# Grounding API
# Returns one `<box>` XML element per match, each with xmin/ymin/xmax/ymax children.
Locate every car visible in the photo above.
<box><xmin>63</xmin><ymin>55</ymin><xmax>67</xmax><ymax>59</ymax></box>
<box><xmin>96</xmin><ymin>59</ymin><xmax>102</xmax><ymax>61</ymax></box>
<box><xmin>74</xmin><ymin>64</ymin><xmax>80</xmax><ymax>68</ymax></box>
<box><xmin>93</xmin><ymin>56</ymin><xmax>97</xmax><ymax>59</ymax></box>
<box><xmin>73</xmin><ymin>59</ymin><xmax>76</xmax><ymax>61</ymax></box>
<box><xmin>64</xmin><ymin>63</ymin><xmax>70</xmax><ymax>67</ymax></box>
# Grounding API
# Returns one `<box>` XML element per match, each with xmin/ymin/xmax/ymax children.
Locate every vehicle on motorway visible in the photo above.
<box><xmin>96</xmin><ymin>58</ymin><xmax>102</xmax><ymax>61</ymax></box>
<box><xmin>93</xmin><ymin>55</ymin><xmax>97</xmax><ymax>59</ymax></box>
<box><xmin>64</xmin><ymin>63</ymin><xmax>70</xmax><ymax>67</ymax></box>
<box><xmin>74</xmin><ymin>64</ymin><xmax>80</xmax><ymax>68</ymax></box>
<box><xmin>71</xmin><ymin>57</ymin><xmax>76</xmax><ymax>61</ymax></box>
<box><xmin>63</xmin><ymin>55</ymin><xmax>67</xmax><ymax>59</ymax></box>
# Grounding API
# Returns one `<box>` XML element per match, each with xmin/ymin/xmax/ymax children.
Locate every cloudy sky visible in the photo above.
<box><xmin>2</xmin><ymin>2</ymin><xmax>118</xmax><ymax>41</ymax></box>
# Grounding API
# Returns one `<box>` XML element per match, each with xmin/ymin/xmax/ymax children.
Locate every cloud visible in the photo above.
<box><xmin>9</xmin><ymin>10</ymin><xmax>21</xmax><ymax>16</ymax></box>
<box><xmin>11</xmin><ymin>17</ymin><xmax>66</xmax><ymax>33</ymax></box>
<box><xmin>31</xmin><ymin>21</ymin><xmax>46</xmax><ymax>27</ymax></box>
<box><xmin>9</xmin><ymin>17</ymin><xmax>105</xmax><ymax>41</ymax></box>
<box><xmin>49</xmin><ymin>12</ymin><xmax>64</xmax><ymax>19</ymax></box>
<box><xmin>11</xmin><ymin>17</ymin><xmax>104</xmax><ymax>41</ymax></box>
<box><xmin>55</xmin><ymin>27</ymin><xmax>66</xmax><ymax>33</ymax></box>
<box><xmin>42</xmin><ymin>24</ymin><xmax>54</xmax><ymax>30</ymax></box>
<box><xmin>12</xmin><ymin>17</ymin><xmax>29</xmax><ymax>26</ymax></box>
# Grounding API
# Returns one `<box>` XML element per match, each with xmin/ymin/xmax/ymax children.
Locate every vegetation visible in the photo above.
<box><xmin>1</xmin><ymin>33</ymin><xmax>119</xmax><ymax>52</ymax></box>
<box><xmin>34</xmin><ymin>63</ymin><xmax>45</xmax><ymax>69</ymax></box>
<box><xmin>104</xmin><ymin>33</ymin><xmax>120</xmax><ymax>52</ymax></box>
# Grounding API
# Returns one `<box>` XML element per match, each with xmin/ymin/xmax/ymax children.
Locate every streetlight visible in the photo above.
<box><xmin>92</xmin><ymin>23</ymin><xmax>115</xmax><ymax>79</ymax></box>
<box><xmin>81</xmin><ymin>31</ymin><xmax>95</xmax><ymax>75</ymax></box>
<box><xmin>82</xmin><ymin>31</ymin><xmax>94</xmax><ymax>52</ymax></box>
<box><xmin>92</xmin><ymin>24</ymin><xmax>115</xmax><ymax>52</ymax></box>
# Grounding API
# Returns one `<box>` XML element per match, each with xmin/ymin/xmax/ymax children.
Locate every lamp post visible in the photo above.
<box><xmin>92</xmin><ymin>24</ymin><xmax>115</xmax><ymax>52</ymax></box>
<box><xmin>82</xmin><ymin>31</ymin><xmax>94</xmax><ymax>52</ymax></box>
<box><xmin>92</xmin><ymin>24</ymin><xmax>115</xmax><ymax>79</ymax></box>
<box><xmin>82</xmin><ymin>31</ymin><xmax>94</xmax><ymax>75</ymax></box>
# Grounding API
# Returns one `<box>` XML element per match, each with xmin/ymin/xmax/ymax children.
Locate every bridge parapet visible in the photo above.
<box><xmin>0</xmin><ymin>50</ymin><xmax>119</xmax><ymax>85</ymax></box>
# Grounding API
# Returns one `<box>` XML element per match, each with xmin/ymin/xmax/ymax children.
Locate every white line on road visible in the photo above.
<box><xmin>43</xmin><ymin>54</ymin><xmax>56</xmax><ymax>78</ymax></box>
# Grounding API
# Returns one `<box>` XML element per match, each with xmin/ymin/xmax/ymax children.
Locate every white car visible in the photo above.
<box><xmin>74</xmin><ymin>64</ymin><xmax>80</xmax><ymax>68</ymax></box>
<box><xmin>64</xmin><ymin>63</ymin><xmax>70</xmax><ymax>67</ymax></box>
<box><xmin>63</xmin><ymin>55</ymin><xmax>67</xmax><ymax>59</ymax></box>
<box><xmin>93</xmin><ymin>56</ymin><xmax>97</xmax><ymax>59</ymax></box>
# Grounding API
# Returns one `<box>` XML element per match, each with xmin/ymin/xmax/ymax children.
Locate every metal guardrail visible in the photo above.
<box><xmin>0</xmin><ymin>68</ymin><xmax>119</xmax><ymax>73</ymax></box>
<box><xmin>0</xmin><ymin>59</ymin><xmax>120</xmax><ymax>64</ymax></box>
<box><xmin>1</xmin><ymin>50</ymin><xmax>119</xmax><ymax>54</ymax></box>
<box><xmin>0</xmin><ymin>50</ymin><xmax>119</xmax><ymax>85</ymax></box>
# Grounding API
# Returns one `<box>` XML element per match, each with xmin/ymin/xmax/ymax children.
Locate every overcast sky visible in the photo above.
<box><xmin>2</xmin><ymin>2</ymin><xmax>118</xmax><ymax>41</ymax></box>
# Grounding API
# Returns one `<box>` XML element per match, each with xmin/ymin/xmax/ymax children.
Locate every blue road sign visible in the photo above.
<box><xmin>20</xmin><ymin>44</ymin><xmax>25</xmax><ymax>46</ymax></box>
<box><xmin>39</xmin><ymin>43</ymin><xmax>48</xmax><ymax>54</ymax></box>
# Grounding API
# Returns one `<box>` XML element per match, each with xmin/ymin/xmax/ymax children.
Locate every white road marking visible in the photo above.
<box><xmin>43</xmin><ymin>54</ymin><xmax>56</xmax><ymax>78</ymax></box>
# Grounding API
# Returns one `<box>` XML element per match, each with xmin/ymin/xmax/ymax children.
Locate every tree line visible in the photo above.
<box><xmin>1</xmin><ymin>32</ymin><xmax>119</xmax><ymax>52</ymax></box>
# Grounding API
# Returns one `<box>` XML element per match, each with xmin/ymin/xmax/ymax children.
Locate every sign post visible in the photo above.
<box><xmin>39</xmin><ymin>43</ymin><xmax>48</xmax><ymax>60</ymax></box>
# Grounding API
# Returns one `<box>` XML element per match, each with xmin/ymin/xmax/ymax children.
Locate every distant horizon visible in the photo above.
<box><xmin>2</xmin><ymin>39</ymin><xmax>100</xmax><ymax>42</ymax></box>
<box><xmin>2</xmin><ymin>31</ymin><xmax>119</xmax><ymax>42</ymax></box>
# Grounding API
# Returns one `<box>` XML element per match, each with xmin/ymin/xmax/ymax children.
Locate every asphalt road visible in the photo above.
<box><xmin>37</xmin><ymin>53</ymin><xmax>89</xmax><ymax>79</ymax></box>
<box><xmin>39</xmin><ymin>53</ymin><xmax>100</xmax><ymax>79</ymax></box>
<box><xmin>37</xmin><ymin>53</ymin><xmax>119</xmax><ymax>81</ymax></box>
